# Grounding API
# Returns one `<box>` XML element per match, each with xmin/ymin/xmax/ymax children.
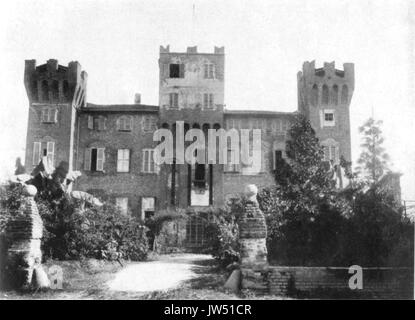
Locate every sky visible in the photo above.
<box><xmin>0</xmin><ymin>0</ymin><xmax>414</xmax><ymax>200</ymax></box>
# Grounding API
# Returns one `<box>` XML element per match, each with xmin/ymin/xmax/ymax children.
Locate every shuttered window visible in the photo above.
<box><xmin>46</xmin><ymin>141</ymin><xmax>55</xmax><ymax>166</ymax></box>
<box><xmin>84</xmin><ymin>147</ymin><xmax>105</xmax><ymax>171</ymax></box>
<box><xmin>142</xmin><ymin>149</ymin><xmax>158</xmax><ymax>173</ymax></box>
<box><xmin>33</xmin><ymin>142</ymin><xmax>41</xmax><ymax>165</ymax></box>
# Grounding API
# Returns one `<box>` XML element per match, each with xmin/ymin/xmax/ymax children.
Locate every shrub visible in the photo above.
<box><xmin>39</xmin><ymin>198</ymin><xmax>148</xmax><ymax>261</ymax></box>
<box><xmin>204</xmin><ymin>207</ymin><xmax>240</xmax><ymax>267</ymax></box>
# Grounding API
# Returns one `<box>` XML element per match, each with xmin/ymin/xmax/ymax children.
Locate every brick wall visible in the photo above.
<box><xmin>243</xmin><ymin>266</ymin><xmax>413</xmax><ymax>299</ymax></box>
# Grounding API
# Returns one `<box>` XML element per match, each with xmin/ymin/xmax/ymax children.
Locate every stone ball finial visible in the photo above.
<box><xmin>245</xmin><ymin>184</ymin><xmax>258</xmax><ymax>202</ymax></box>
<box><xmin>23</xmin><ymin>185</ymin><xmax>37</xmax><ymax>197</ymax></box>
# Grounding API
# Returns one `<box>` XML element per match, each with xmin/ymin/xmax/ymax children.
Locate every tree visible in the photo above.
<box><xmin>356</xmin><ymin>118</ymin><xmax>391</xmax><ymax>185</ymax></box>
<box><xmin>259</xmin><ymin>114</ymin><xmax>351</xmax><ymax>265</ymax></box>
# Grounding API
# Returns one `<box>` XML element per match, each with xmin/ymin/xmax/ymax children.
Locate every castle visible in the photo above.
<box><xmin>23</xmin><ymin>46</ymin><xmax>354</xmax><ymax>249</ymax></box>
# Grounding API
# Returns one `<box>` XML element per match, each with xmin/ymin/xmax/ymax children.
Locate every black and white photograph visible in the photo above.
<box><xmin>0</xmin><ymin>0</ymin><xmax>414</xmax><ymax>304</ymax></box>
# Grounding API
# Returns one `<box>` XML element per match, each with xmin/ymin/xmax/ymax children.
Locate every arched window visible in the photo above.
<box><xmin>63</xmin><ymin>80</ymin><xmax>69</xmax><ymax>99</ymax></box>
<box><xmin>341</xmin><ymin>85</ymin><xmax>348</xmax><ymax>104</ymax></box>
<box><xmin>311</xmin><ymin>84</ymin><xmax>319</xmax><ymax>106</ymax></box>
<box><xmin>41</xmin><ymin>80</ymin><xmax>49</xmax><ymax>101</ymax></box>
<box><xmin>322</xmin><ymin>85</ymin><xmax>329</xmax><ymax>106</ymax></box>
<box><xmin>117</xmin><ymin>116</ymin><xmax>133</xmax><ymax>131</ymax></box>
<box><xmin>52</xmin><ymin>80</ymin><xmax>59</xmax><ymax>101</ymax></box>
<box><xmin>31</xmin><ymin>80</ymin><xmax>38</xmax><ymax>101</ymax></box>
<box><xmin>332</xmin><ymin>85</ymin><xmax>339</xmax><ymax>105</ymax></box>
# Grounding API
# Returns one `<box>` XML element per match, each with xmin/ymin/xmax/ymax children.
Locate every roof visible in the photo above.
<box><xmin>83</xmin><ymin>103</ymin><xmax>159</xmax><ymax>113</ymax></box>
<box><xmin>224</xmin><ymin>109</ymin><xmax>295</xmax><ymax>117</ymax></box>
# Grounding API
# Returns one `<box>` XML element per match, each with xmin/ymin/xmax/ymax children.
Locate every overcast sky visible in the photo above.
<box><xmin>0</xmin><ymin>0</ymin><xmax>414</xmax><ymax>200</ymax></box>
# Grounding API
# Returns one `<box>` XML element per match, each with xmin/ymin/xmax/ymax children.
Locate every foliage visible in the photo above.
<box><xmin>39</xmin><ymin>197</ymin><xmax>148</xmax><ymax>261</ymax></box>
<box><xmin>203</xmin><ymin>206</ymin><xmax>239</xmax><ymax>267</ymax></box>
<box><xmin>356</xmin><ymin>118</ymin><xmax>391</xmax><ymax>185</ymax></box>
<box><xmin>145</xmin><ymin>208</ymin><xmax>187</xmax><ymax>251</ymax></box>
<box><xmin>0</xmin><ymin>182</ymin><xmax>149</xmax><ymax>262</ymax></box>
<box><xmin>258</xmin><ymin>114</ymin><xmax>413</xmax><ymax>267</ymax></box>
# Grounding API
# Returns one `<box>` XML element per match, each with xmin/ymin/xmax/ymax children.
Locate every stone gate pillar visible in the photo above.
<box><xmin>238</xmin><ymin>184</ymin><xmax>268</xmax><ymax>267</ymax></box>
<box><xmin>5</xmin><ymin>185</ymin><xmax>43</xmax><ymax>289</ymax></box>
<box><xmin>238</xmin><ymin>184</ymin><xmax>269</xmax><ymax>293</ymax></box>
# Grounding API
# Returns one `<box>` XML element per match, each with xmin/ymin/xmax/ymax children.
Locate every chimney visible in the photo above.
<box><xmin>134</xmin><ymin>93</ymin><xmax>141</xmax><ymax>104</ymax></box>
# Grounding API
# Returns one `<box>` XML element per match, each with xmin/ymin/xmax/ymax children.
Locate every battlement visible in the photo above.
<box><xmin>24</xmin><ymin>59</ymin><xmax>88</xmax><ymax>106</ymax></box>
<box><xmin>159</xmin><ymin>45</ymin><xmax>225</xmax><ymax>55</ymax></box>
<box><xmin>299</xmin><ymin>60</ymin><xmax>354</xmax><ymax>81</ymax></box>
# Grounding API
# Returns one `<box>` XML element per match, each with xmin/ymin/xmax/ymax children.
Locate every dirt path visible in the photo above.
<box><xmin>107</xmin><ymin>254</ymin><xmax>212</xmax><ymax>293</ymax></box>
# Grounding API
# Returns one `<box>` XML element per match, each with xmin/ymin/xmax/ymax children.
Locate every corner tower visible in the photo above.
<box><xmin>24</xmin><ymin>59</ymin><xmax>88</xmax><ymax>172</ymax></box>
<box><xmin>297</xmin><ymin>61</ymin><xmax>354</xmax><ymax>163</ymax></box>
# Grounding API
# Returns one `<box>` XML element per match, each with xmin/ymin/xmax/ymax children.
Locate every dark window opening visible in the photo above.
<box><xmin>63</xmin><ymin>80</ymin><xmax>69</xmax><ymax>99</ymax></box>
<box><xmin>41</xmin><ymin>80</ymin><xmax>49</xmax><ymax>101</ymax></box>
<box><xmin>91</xmin><ymin>148</ymin><xmax>97</xmax><ymax>171</ymax></box>
<box><xmin>325</xmin><ymin>113</ymin><xmax>334</xmax><ymax>121</ymax></box>
<box><xmin>169</xmin><ymin>64</ymin><xmax>184</xmax><ymax>78</ymax></box>
<box><xmin>144</xmin><ymin>210</ymin><xmax>154</xmax><ymax>220</ymax></box>
<box><xmin>52</xmin><ymin>80</ymin><xmax>59</xmax><ymax>100</ymax></box>
<box><xmin>194</xmin><ymin>163</ymin><xmax>206</xmax><ymax>188</ymax></box>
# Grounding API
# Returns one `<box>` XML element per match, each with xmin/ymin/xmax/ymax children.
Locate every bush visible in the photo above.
<box><xmin>204</xmin><ymin>207</ymin><xmax>240</xmax><ymax>267</ymax></box>
<box><xmin>0</xmin><ymin>183</ymin><xmax>149</xmax><ymax>262</ymax></box>
<box><xmin>39</xmin><ymin>198</ymin><xmax>148</xmax><ymax>261</ymax></box>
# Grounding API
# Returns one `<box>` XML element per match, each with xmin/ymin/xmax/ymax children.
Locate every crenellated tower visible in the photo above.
<box><xmin>297</xmin><ymin>61</ymin><xmax>354</xmax><ymax>163</ymax></box>
<box><xmin>24</xmin><ymin>59</ymin><xmax>88</xmax><ymax>172</ymax></box>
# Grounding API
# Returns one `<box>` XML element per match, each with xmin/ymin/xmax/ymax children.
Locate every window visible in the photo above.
<box><xmin>203</xmin><ymin>93</ymin><xmax>214</xmax><ymax>108</ymax></box>
<box><xmin>321</xmin><ymin>109</ymin><xmax>335</xmax><ymax>127</ymax></box>
<box><xmin>33</xmin><ymin>142</ymin><xmax>41</xmax><ymax>165</ymax></box>
<box><xmin>332</xmin><ymin>85</ymin><xmax>339</xmax><ymax>105</ymax></box>
<box><xmin>169</xmin><ymin>93</ymin><xmax>179</xmax><ymax>108</ymax></box>
<box><xmin>322</xmin><ymin>139</ymin><xmax>339</xmax><ymax>164</ymax></box>
<box><xmin>311</xmin><ymin>84</ymin><xmax>319</xmax><ymax>106</ymax></box>
<box><xmin>46</xmin><ymin>141</ymin><xmax>55</xmax><ymax>166</ymax></box>
<box><xmin>52</xmin><ymin>80</ymin><xmax>59</xmax><ymax>100</ymax></box>
<box><xmin>273</xmin><ymin>150</ymin><xmax>283</xmax><ymax>170</ymax></box>
<box><xmin>143</xmin><ymin>116</ymin><xmax>156</xmax><ymax>132</ymax></box>
<box><xmin>204</xmin><ymin>63</ymin><xmax>215</xmax><ymax>79</ymax></box>
<box><xmin>117</xmin><ymin>149</ymin><xmax>130</xmax><ymax>172</ymax></box>
<box><xmin>142</xmin><ymin>149</ymin><xmax>158</xmax><ymax>173</ymax></box>
<box><xmin>41</xmin><ymin>80</ymin><xmax>48</xmax><ymax>101</ymax></box>
<box><xmin>88</xmin><ymin>115</ymin><xmax>106</xmax><ymax>131</ymax></box>
<box><xmin>322</xmin><ymin>85</ymin><xmax>329</xmax><ymax>105</ymax></box>
<box><xmin>141</xmin><ymin>197</ymin><xmax>155</xmax><ymax>220</ymax></box>
<box><xmin>186</xmin><ymin>215</ymin><xmax>206</xmax><ymax>246</ymax></box>
<box><xmin>115</xmin><ymin>197</ymin><xmax>128</xmax><ymax>215</ymax></box>
<box><xmin>169</xmin><ymin>63</ymin><xmax>184</xmax><ymax>78</ymax></box>
<box><xmin>341</xmin><ymin>85</ymin><xmax>348</xmax><ymax>104</ymax></box>
<box><xmin>84</xmin><ymin>147</ymin><xmax>105</xmax><ymax>172</ymax></box>
<box><xmin>224</xmin><ymin>149</ymin><xmax>240</xmax><ymax>172</ymax></box>
<box><xmin>41</xmin><ymin>108</ymin><xmax>57</xmax><ymax>123</ymax></box>
<box><xmin>117</xmin><ymin>116</ymin><xmax>132</xmax><ymax>131</ymax></box>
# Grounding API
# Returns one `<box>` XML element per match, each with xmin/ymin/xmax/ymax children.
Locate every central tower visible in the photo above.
<box><xmin>157</xmin><ymin>45</ymin><xmax>225</xmax><ymax>210</ymax></box>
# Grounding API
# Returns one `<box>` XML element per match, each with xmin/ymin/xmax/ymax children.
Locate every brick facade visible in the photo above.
<box><xmin>23</xmin><ymin>46</ymin><xmax>354</xmax><ymax>249</ymax></box>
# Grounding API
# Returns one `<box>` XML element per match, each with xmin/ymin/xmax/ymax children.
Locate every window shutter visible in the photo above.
<box><xmin>53</xmin><ymin>109</ymin><xmax>58</xmax><ymax>122</ymax></box>
<box><xmin>319</xmin><ymin>110</ymin><xmax>324</xmax><ymax>128</ymax></box>
<box><xmin>335</xmin><ymin>146</ymin><xmax>340</xmax><ymax>164</ymax></box>
<box><xmin>179</xmin><ymin>64</ymin><xmax>185</xmax><ymax>78</ymax></box>
<box><xmin>84</xmin><ymin>148</ymin><xmax>91</xmax><ymax>171</ymax></box>
<box><xmin>116</xmin><ymin>118</ymin><xmax>120</xmax><ymax>131</ymax></box>
<box><xmin>41</xmin><ymin>109</ymin><xmax>48</xmax><ymax>122</ymax></box>
<box><xmin>204</xmin><ymin>64</ymin><xmax>208</xmax><ymax>78</ymax></box>
<box><xmin>46</xmin><ymin>141</ymin><xmax>55</xmax><ymax>166</ymax></box>
<box><xmin>96</xmin><ymin>148</ymin><xmax>105</xmax><ymax>171</ymax></box>
<box><xmin>33</xmin><ymin>142</ymin><xmax>41</xmax><ymax>165</ymax></box>
<box><xmin>88</xmin><ymin>116</ymin><xmax>93</xmax><ymax>129</ymax></box>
